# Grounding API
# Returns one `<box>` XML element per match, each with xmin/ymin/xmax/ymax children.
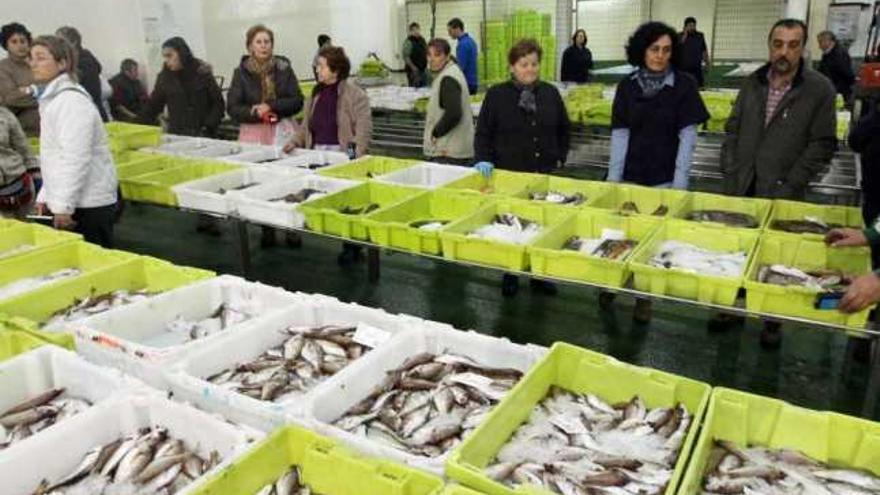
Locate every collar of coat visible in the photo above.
<box><xmin>629</xmin><ymin>68</ymin><xmax>676</xmax><ymax>87</ymax></box>
<box><xmin>755</xmin><ymin>58</ymin><xmax>806</xmax><ymax>88</ymax></box>
<box><xmin>239</xmin><ymin>55</ymin><xmax>291</xmax><ymax>74</ymax></box>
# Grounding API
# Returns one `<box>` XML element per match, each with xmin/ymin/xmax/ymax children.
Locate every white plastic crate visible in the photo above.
<box><xmin>232</xmin><ymin>175</ymin><xmax>359</xmax><ymax>229</ymax></box>
<box><xmin>164</xmin><ymin>295</ymin><xmax>422</xmax><ymax>432</ymax></box>
<box><xmin>171</xmin><ymin>166</ymin><xmax>306</xmax><ymax>215</ymax></box>
<box><xmin>141</xmin><ymin>138</ymin><xmax>248</xmax><ymax>157</ymax></box>
<box><xmin>264</xmin><ymin>149</ymin><xmax>350</xmax><ymax>172</ymax></box>
<box><xmin>57</xmin><ymin>275</ymin><xmax>303</xmax><ymax>365</ymax></box>
<box><xmin>0</xmin><ymin>393</ymin><xmax>261</xmax><ymax>495</ymax></box>
<box><xmin>219</xmin><ymin>146</ymin><xmax>288</xmax><ymax>165</ymax></box>
<box><xmin>0</xmin><ymin>346</ymin><xmax>144</xmax><ymax>453</ymax></box>
<box><xmin>306</xmin><ymin>323</ymin><xmax>546</xmax><ymax>475</ymax></box>
<box><xmin>373</xmin><ymin>162</ymin><xmax>476</xmax><ymax>190</ymax></box>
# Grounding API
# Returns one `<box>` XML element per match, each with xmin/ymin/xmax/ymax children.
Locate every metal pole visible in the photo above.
<box><xmin>367</xmin><ymin>247</ymin><xmax>381</xmax><ymax>283</ymax></box>
<box><xmin>233</xmin><ymin>218</ymin><xmax>252</xmax><ymax>280</ymax></box>
<box><xmin>710</xmin><ymin>0</ymin><xmax>719</xmax><ymax>72</ymax></box>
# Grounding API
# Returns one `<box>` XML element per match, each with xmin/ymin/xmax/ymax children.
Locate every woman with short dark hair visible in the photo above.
<box><xmin>0</xmin><ymin>22</ymin><xmax>38</xmax><ymax>135</ymax></box>
<box><xmin>423</xmin><ymin>38</ymin><xmax>473</xmax><ymax>165</ymax></box>
<box><xmin>560</xmin><ymin>29</ymin><xmax>594</xmax><ymax>83</ymax></box>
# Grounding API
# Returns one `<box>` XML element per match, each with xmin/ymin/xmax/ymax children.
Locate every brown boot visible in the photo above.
<box><xmin>634</xmin><ymin>298</ymin><xmax>652</xmax><ymax>324</ymax></box>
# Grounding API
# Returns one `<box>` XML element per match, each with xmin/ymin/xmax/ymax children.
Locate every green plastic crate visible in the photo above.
<box><xmin>439</xmin><ymin>198</ymin><xmax>575</xmax><ymax>271</ymax></box>
<box><xmin>363</xmin><ymin>190</ymin><xmax>493</xmax><ymax>255</ymax></box>
<box><xmin>677</xmin><ymin>387</ymin><xmax>880</xmax><ymax>495</ymax></box>
<box><xmin>189</xmin><ymin>425</ymin><xmax>444</xmax><ymax>495</ymax></box>
<box><xmin>523</xmin><ymin>176</ymin><xmax>612</xmax><ymax>207</ymax></box>
<box><xmin>318</xmin><ymin>156</ymin><xmax>418</xmax><ymax>180</ymax></box>
<box><xmin>0</xmin><ymin>330</ymin><xmax>49</xmax><ymax>363</ymax></box>
<box><xmin>0</xmin><ymin>315</ymin><xmax>75</xmax><ymax>351</ymax></box>
<box><xmin>0</xmin><ymin>256</ymin><xmax>214</xmax><ymax>326</ymax></box>
<box><xmin>590</xmin><ymin>184</ymin><xmax>690</xmax><ymax>218</ymax></box>
<box><xmin>744</xmin><ymin>234</ymin><xmax>873</xmax><ymax>328</ymax></box>
<box><xmin>673</xmin><ymin>192</ymin><xmax>772</xmax><ymax>230</ymax></box>
<box><xmin>0</xmin><ymin>242</ymin><xmax>136</xmax><ymax>301</ymax></box>
<box><xmin>529</xmin><ymin>209</ymin><xmax>662</xmax><ymax>287</ymax></box>
<box><xmin>115</xmin><ymin>154</ymin><xmax>188</xmax><ymax>181</ymax></box>
<box><xmin>447</xmin><ymin>342</ymin><xmax>711</xmax><ymax>495</ymax></box>
<box><xmin>299</xmin><ymin>182</ymin><xmax>423</xmax><ymax>240</ymax></box>
<box><xmin>104</xmin><ymin>122</ymin><xmax>162</xmax><ymax>151</ymax></box>
<box><xmin>442</xmin><ymin>170</ymin><xmax>545</xmax><ymax>198</ymax></box>
<box><xmin>442</xmin><ymin>487</ymin><xmax>486</xmax><ymax>495</ymax></box>
<box><xmin>0</xmin><ymin>223</ymin><xmax>81</xmax><ymax>261</ymax></box>
<box><xmin>120</xmin><ymin>161</ymin><xmax>241</xmax><ymax>206</ymax></box>
<box><xmin>629</xmin><ymin>222</ymin><xmax>760</xmax><ymax>306</ymax></box>
<box><xmin>767</xmin><ymin>199</ymin><xmax>865</xmax><ymax>240</ymax></box>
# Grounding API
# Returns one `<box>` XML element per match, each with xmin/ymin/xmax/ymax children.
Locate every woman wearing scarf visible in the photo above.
<box><xmin>473</xmin><ymin>39</ymin><xmax>570</xmax><ymax>297</ymax></box>
<box><xmin>604</xmin><ymin>22</ymin><xmax>709</xmax><ymax>322</ymax></box>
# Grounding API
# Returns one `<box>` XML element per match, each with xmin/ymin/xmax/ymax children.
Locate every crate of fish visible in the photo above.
<box><xmin>373</xmin><ymin>162</ymin><xmax>478</xmax><ymax>190</ymax></box>
<box><xmin>678</xmin><ymin>387</ymin><xmax>880</xmax><ymax>495</ymax></box>
<box><xmin>61</xmin><ymin>275</ymin><xmax>302</xmax><ymax>368</ymax></box>
<box><xmin>298</xmin><ymin>182</ymin><xmax>423</xmax><ymax>240</ymax></box>
<box><xmin>442</xmin><ymin>170</ymin><xmax>546</xmax><ymax>198</ymax></box>
<box><xmin>171</xmin><ymin>166</ymin><xmax>307</xmax><ymax>216</ymax></box>
<box><xmin>0</xmin><ymin>242</ymin><xmax>135</xmax><ymax>303</ymax></box>
<box><xmin>318</xmin><ymin>155</ymin><xmax>418</xmax><ymax>180</ymax></box>
<box><xmin>589</xmin><ymin>184</ymin><xmax>690</xmax><ymax>218</ymax></box>
<box><xmin>115</xmin><ymin>154</ymin><xmax>189</xmax><ymax>181</ymax></box>
<box><xmin>672</xmin><ymin>192</ymin><xmax>772</xmax><ymax>230</ymax></box>
<box><xmin>307</xmin><ymin>322</ymin><xmax>546</xmax><ymax>475</ymax></box>
<box><xmin>164</xmin><ymin>296</ymin><xmax>422</xmax><ymax>431</ymax></box>
<box><xmin>233</xmin><ymin>175</ymin><xmax>361</xmax><ymax>230</ymax></box>
<box><xmin>628</xmin><ymin>222</ymin><xmax>759</xmax><ymax>306</ymax></box>
<box><xmin>766</xmin><ymin>199</ymin><xmax>865</xmax><ymax>240</ymax></box>
<box><xmin>446</xmin><ymin>342</ymin><xmax>711</xmax><ymax>495</ymax></box>
<box><xmin>363</xmin><ymin>190</ymin><xmax>494</xmax><ymax>255</ymax></box>
<box><xmin>104</xmin><ymin>122</ymin><xmax>162</xmax><ymax>151</ymax></box>
<box><xmin>528</xmin><ymin>209</ymin><xmax>663</xmax><ymax>287</ymax></box>
<box><xmin>121</xmin><ymin>161</ymin><xmax>242</xmax><ymax>206</ymax></box>
<box><xmin>0</xmin><ymin>393</ymin><xmax>261</xmax><ymax>495</ymax></box>
<box><xmin>0</xmin><ymin>345</ymin><xmax>143</xmax><ymax>454</ymax></box>
<box><xmin>188</xmin><ymin>425</ymin><xmax>444</xmax><ymax>495</ymax></box>
<box><xmin>144</xmin><ymin>138</ymin><xmax>253</xmax><ymax>158</ymax></box>
<box><xmin>439</xmin><ymin>199</ymin><xmax>575</xmax><ymax>271</ymax></box>
<box><xmin>523</xmin><ymin>176</ymin><xmax>612</xmax><ymax>208</ymax></box>
<box><xmin>0</xmin><ymin>330</ymin><xmax>49</xmax><ymax>363</ymax></box>
<box><xmin>0</xmin><ymin>223</ymin><xmax>81</xmax><ymax>261</ymax></box>
<box><xmin>217</xmin><ymin>145</ymin><xmax>289</xmax><ymax>165</ymax></box>
<box><xmin>0</xmin><ymin>256</ymin><xmax>214</xmax><ymax>329</ymax></box>
<box><xmin>744</xmin><ymin>234</ymin><xmax>873</xmax><ymax>328</ymax></box>
<box><xmin>264</xmin><ymin>148</ymin><xmax>350</xmax><ymax>172</ymax></box>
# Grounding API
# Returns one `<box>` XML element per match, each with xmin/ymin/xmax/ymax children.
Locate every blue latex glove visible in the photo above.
<box><xmin>474</xmin><ymin>161</ymin><xmax>494</xmax><ymax>178</ymax></box>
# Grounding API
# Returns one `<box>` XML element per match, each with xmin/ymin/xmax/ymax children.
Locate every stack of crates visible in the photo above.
<box><xmin>479</xmin><ymin>10</ymin><xmax>557</xmax><ymax>86</ymax></box>
<box><xmin>482</xmin><ymin>20</ymin><xmax>509</xmax><ymax>85</ymax></box>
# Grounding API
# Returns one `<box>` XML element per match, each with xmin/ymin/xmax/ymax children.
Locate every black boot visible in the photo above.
<box><xmin>760</xmin><ymin>321</ymin><xmax>783</xmax><ymax>350</ymax></box>
<box><xmin>529</xmin><ymin>279</ymin><xmax>558</xmax><ymax>296</ymax></box>
<box><xmin>260</xmin><ymin>226</ymin><xmax>277</xmax><ymax>248</ymax></box>
<box><xmin>501</xmin><ymin>274</ymin><xmax>519</xmax><ymax>297</ymax></box>
<box><xmin>633</xmin><ymin>298</ymin><xmax>652</xmax><ymax>324</ymax></box>
<box><xmin>285</xmin><ymin>232</ymin><xmax>303</xmax><ymax>249</ymax></box>
<box><xmin>598</xmin><ymin>291</ymin><xmax>616</xmax><ymax>310</ymax></box>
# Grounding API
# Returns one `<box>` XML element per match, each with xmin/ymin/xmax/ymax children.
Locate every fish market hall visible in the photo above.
<box><xmin>2</xmin><ymin>2</ymin><xmax>880</xmax><ymax>495</ymax></box>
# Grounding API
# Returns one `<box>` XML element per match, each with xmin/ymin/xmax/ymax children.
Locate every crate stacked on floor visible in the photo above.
<box><xmin>480</xmin><ymin>9</ymin><xmax>556</xmax><ymax>86</ymax></box>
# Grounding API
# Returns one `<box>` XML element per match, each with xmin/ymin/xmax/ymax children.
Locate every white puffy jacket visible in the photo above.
<box><xmin>36</xmin><ymin>73</ymin><xmax>117</xmax><ymax>214</ymax></box>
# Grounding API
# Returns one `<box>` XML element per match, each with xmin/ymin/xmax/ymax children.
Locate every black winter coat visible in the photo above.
<box><xmin>850</xmin><ymin>102</ymin><xmax>880</xmax><ymax>195</ymax></box>
<box><xmin>227</xmin><ymin>56</ymin><xmax>304</xmax><ymax>124</ymax></box>
<box><xmin>818</xmin><ymin>44</ymin><xmax>855</xmax><ymax>100</ymax></box>
<box><xmin>78</xmin><ymin>49</ymin><xmax>108</xmax><ymax>122</ymax></box>
<box><xmin>560</xmin><ymin>46</ymin><xmax>593</xmax><ymax>83</ymax></box>
<box><xmin>139</xmin><ymin>60</ymin><xmax>225</xmax><ymax>137</ymax></box>
<box><xmin>475</xmin><ymin>81</ymin><xmax>570</xmax><ymax>173</ymax></box>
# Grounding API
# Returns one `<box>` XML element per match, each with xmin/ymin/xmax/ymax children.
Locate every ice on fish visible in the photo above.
<box><xmin>685</xmin><ymin>210</ymin><xmax>759</xmax><ymax>229</ymax></box>
<box><xmin>409</xmin><ymin>220</ymin><xmax>449</xmax><ymax>232</ymax></box>
<box><xmin>649</xmin><ymin>240</ymin><xmax>747</xmax><ymax>278</ymax></box>
<box><xmin>44</xmin><ymin>290</ymin><xmax>153</xmax><ymax>328</ymax></box>
<box><xmin>468</xmin><ymin>214</ymin><xmax>543</xmax><ymax>245</ymax></box>
<box><xmin>530</xmin><ymin>191</ymin><xmax>585</xmax><ymax>206</ymax></box>
<box><xmin>0</xmin><ymin>268</ymin><xmax>81</xmax><ymax>301</ymax></box>
<box><xmin>161</xmin><ymin>291</ymin><xmax>266</xmax><ymax>344</ymax></box>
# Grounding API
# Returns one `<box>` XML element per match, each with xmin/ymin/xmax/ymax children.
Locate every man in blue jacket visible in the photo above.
<box><xmin>448</xmin><ymin>18</ymin><xmax>478</xmax><ymax>94</ymax></box>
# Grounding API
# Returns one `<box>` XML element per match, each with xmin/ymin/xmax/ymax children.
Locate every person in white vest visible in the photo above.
<box><xmin>30</xmin><ymin>35</ymin><xmax>117</xmax><ymax>247</ymax></box>
<box><xmin>422</xmin><ymin>38</ymin><xmax>474</xmax><ymax>165</ymax></box>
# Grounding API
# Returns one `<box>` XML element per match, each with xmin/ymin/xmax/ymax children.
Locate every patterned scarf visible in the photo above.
<box><xmin>512</xmin><ymin>78</ymin><xmax>538</xmax><ymax>114</ymax></box>
<box><xmin>246</xmin><ymin>56</ymin><xmax>276</xmax><ymax>103</ymax></box>
<box><xmin>636</xmin><ymin>67</ymin><xmax>671</xmax><ymax>98</ymax></box>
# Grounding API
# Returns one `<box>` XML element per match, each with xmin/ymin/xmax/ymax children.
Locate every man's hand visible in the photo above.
<box><xmin>825</xmin><ymin>228</ymin><xmax>868</xmax><ymax>247</ymax></box>
<box><xmin>53</xmin><ymin>213</ymin><xmax>76</xmax><ymax>230</ymax></box>
<box><xmin>840</xmin><ymin>273</ymin><xmax>880</xmax><ymax>313</ymax></box>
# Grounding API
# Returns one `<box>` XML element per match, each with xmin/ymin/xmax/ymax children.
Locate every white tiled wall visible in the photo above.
<box><xmin>712</xmin><ymin>0</ymin><xmax>785</xmax><ymax>60</ymax></box>
<box><xmin>577</xmin><ymin>0</ymin><xmax>650</xmax><ymax>61</ymax></box>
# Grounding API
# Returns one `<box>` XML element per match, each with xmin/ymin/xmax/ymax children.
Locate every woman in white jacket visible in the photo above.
<box><xmin>30</xmin><ymin>35</ymin><xmax>117</xmax><ymax>247</ymax></box>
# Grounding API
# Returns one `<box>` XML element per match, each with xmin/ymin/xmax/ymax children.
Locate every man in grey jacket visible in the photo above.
<box><xmin>721</xmin><ymin>19</ymin><xmax>837</xmax><ymax>349</ymax></box>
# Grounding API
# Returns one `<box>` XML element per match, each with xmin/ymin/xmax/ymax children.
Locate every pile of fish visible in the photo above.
<box><xmin>254</xmin><ymin>466</ymin><xmax>319</xmax><ymax>495</ymax></box>
<box><xmin>685</xmin><ymin>210</ymin><xmax>759</xmax><ymax>229</ymax></box>
<box><xmin>468</xmin><ymin>214</ymin><xmax>543</xmax><ymax>245</ymax></box>
<box><xmin>338</xmin><ymin>203</ymin><xmax>379</xmax><ymax>215</ymax></box>
<box><xmin>333</xmin><ymin>352</ymin><xmax>523</xmax><ymax>458</ymax></box>
<box><xmin>563</xmin><ymin>229</ymin><xmax>638</xmax><ymax>261</ymax></box>
<box><xmin>410</xmin><ymin>220</ymin><xmax>449</xmax><ymax>232</ymax></box>
<box><xmin>649</xmin><ymin>241</ymin><xmax>748</xmax><ymax>278</ymax></box>
<box><xmin>702</xmin><ymin>440</ymin><xmax>880</xmax><ymax>495</ymax></box>
<box><xmin>31</xmin><ymin>426</ymin><xmax>221</xmax><ymax>495</ymax></box>
<box><xmin>44</xmin><ymin>290</ymin><xmax>152</xmax><ymax>328</ymax></box>
<box><xmin>206</xmin><ymin>324</ymin><xmax>368</xmax><ymax>403</ymax></box>
<box><xmin>530</xmin><ymin>191</ymin><xmax>585</xmax><ymax>206</ymax></box>
<box><xmin>0</xmin><ymin>388</ymin><xmax>91</xmax><ymax>450</ymax></box>
<box><xmin>0</xmin><ymin>268</ymin><xmax>81</xmax><ymax>301</ymax></box>
<box><xmin>485</xmin><ymin>388</ymin><xmax>691</xmax><ymax>495</ymax></box>
<box><xmin>771</xmin><ymin>216</ymin><xmax>842</xmax><ymax>235</ymax></box>
<box><xmin>0</xmin><ymin>244</ymin><xmax>36</xmax><ymax>259</ymax></box>
<box><xmin>757</xmin><ymin>265</ymin><xmax>852</xmax><ymax>292</ymax></box>
<box><xmin>270</xmin><ymin>188</ymin><xmax>327</xmax><ymax>204</ymax></box>
<box><xmin>619</xmin><ymin>202</ymin><xmax>668</xmax><ymax>217</ymax></box>
<box><xmin>163</xmin><ymin>299</ymin><xmax>260</xmax><ymax>344</ymax></box>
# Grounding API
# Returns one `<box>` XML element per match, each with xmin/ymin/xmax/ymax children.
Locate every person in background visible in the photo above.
<box><xmin>721</xmin><ymin>18</ymin><xmax>836</xmax><ymax>349</ymax></box>
<box><xmin>474</xmin><ymin>39</ymin><xmax>569</xmax><ymax>297</ymax></box>
<box><xmin>55</xmin><ymin>26</ymin><xmax>108</xmax><ymax>122</ymax></box>
<box><xmin>826</xmin><ymin>218</ymin><xmax>880</xmax><ymax>315</ymax></box>
<box><xmin>109</xmin><ymin>59</ymin><xmax>147</xmax><ymax>122</ymax></box>
<box><xmin>313</xmin><ymin>34</ymin><xmax>332</xmax><ymax>80</ymax></box>
<box><xmin>560</xmin><ymin>29</ymin><xmax>594</xmax><ymax>84</ymax></box>
<box><xmin>678</xmin><ymin>17</ymin><xmax>709</xmax><ymax>88</ymax></box>
<box><xmin>0</xmin><ymin>106</ymin><xmax>38</xmax><ymax>218</ymax></box>
<box><xmin>423</xmin><ymin>38</ymin><xmax>473</xmax><ymax>165</ymax></box>
<box><xmin>605</xmin><ymin>21</ymin><xmax>709</xmax><ymax>323</ymax></box>
<box><xmin>447</xmin><ymin>18</ymin><xmax>478</xmax><ymax>95</ymax></box>
<box><xmin>0</xmin><ymin>23</ymin><xmax>39</xmax><ymax>136</ymax></box>
<box><xmin>284</xmin><ymin>46</ymin><xmax>371</xmax><ymax>266</ymax></box>
<box><xmin>30</xmin><ymin>35</ymin><xmax>118</xmax><ymax>247</ymax></box>
<box><xmin>817</xmin><ymin>31</ymin><xmax>855</xmax><ymax>104</ymax></box>
<box><xmin>403</xmin><ymin>22</ymin><xmax>428</xmax><ymax>88</ymax></box>
<box><xmin>849</xmin><ymin>97</ymin><xmax>880</xmax><ymax>267</ymax></box>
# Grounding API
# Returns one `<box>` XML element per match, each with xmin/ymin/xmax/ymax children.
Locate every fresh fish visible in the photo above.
<box><xmin>45</xmin><ymin>290</ymin><xmax>152</xmax><ymax>327</ymax></box>
<box><xmin>771</xmin><ymin>217</ymin><xmax>841</xmax><ymax>235</ymax></box>
<box><xmin>271</xmin><ymin>188</ymin><xmax>326</xmax><ymax>204</ymax></box>
<box><xmin>339</xmin><ymin>203</ymin><xmax>380</xmax><ymax>215</ymax></box>
<box><xmin>530</xmin><ymin>191</ymin><xmax>585</xmax><ymax>206</ymax></box>
<box><xmin>685</xmin><ymin>210</ymin><xmax>759</xmax><ymax>228</ymax></box>
<box><xmin>409</xmin><ymin>219</ymin><xmax>449</xmax><ymax>231</ymax></box>
<box><xmin>218</xmin><ymin>182</ymin><xmax>258</xmax><ymax>194</ymax></box>
<box><xmin>468</xmin><ymin>213</ymin><xmax>543</xmax><ymax>245</ymax></box>
<box><xmin>46</xmin><ymin>444</ymin><xmax>103</xmax><ymax>491</ymax></box>
<box><xmin>758</xmin><ymin>264</ymin><xmax>851</xmax><ymax>292</ymax></box>
<box><xmin>0</xmin><ymin>388</ymin><xmax>65</xmax><ymax>417</ymax></box>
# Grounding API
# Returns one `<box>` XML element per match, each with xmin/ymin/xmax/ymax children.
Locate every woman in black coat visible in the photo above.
<box><xmin>560</xmin><ymin>29</ymin><xmax>594</xmax><ymax>83</ymax></box>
